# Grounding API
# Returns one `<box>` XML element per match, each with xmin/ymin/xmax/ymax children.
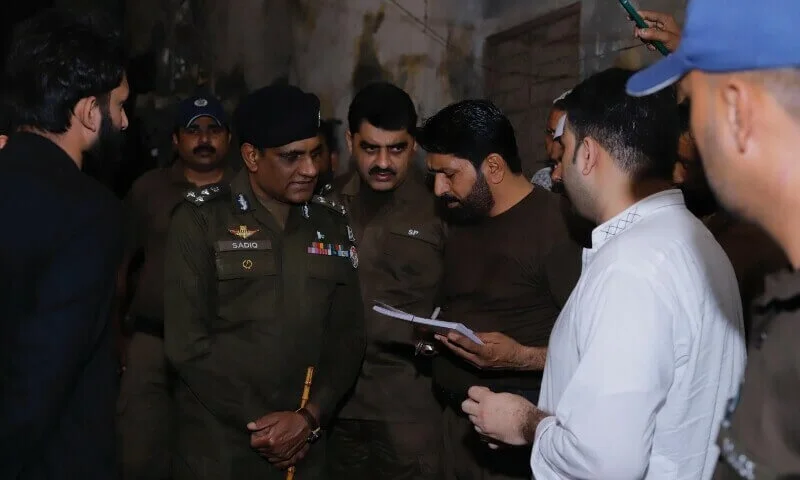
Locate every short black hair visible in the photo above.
<box><xmin>2</xmin><ymin>8</ymin><xmax>126</xmax><ymax>134</ymax></box>
<box><xmin>348</xmin><ymin>82</ymin><xmax>417</xmax><ymax>135</ymax></box>
<box><xmin>319</xmin><ymin>119</ymin><xmax>340</xmax><ymax>153</ymax></box>
<box><xmin>563</xmin><ymin>67</ymin><xmax>679</xmax><ymax>181</ymax></box>
<box><xmin>417</xmin><ymin>99</ymin><xmax>523</xmax><ymax>173</ymax></box>
<box><xmin>677</xmin><ymin>100</ymin><xmax>691</xmax><ymax>134</ymax></box>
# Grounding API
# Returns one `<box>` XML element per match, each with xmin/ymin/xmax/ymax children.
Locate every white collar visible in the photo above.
<box><xmin>589</xmin><ymin>189</ymin><xmax>685</xmax><ymax>252</ymax></box>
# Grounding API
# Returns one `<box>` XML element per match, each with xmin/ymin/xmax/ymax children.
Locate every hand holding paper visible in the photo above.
<box><xmin>437</xmin><ymin>331</ymin><xmax>538</xmax><ymax>370</ymax></box>
<box><xmin>372</xmin><ymin>302</ymin><xmax>484</xmax><ymax>345</ymax></box>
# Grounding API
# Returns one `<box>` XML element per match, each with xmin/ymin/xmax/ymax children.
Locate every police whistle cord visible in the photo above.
<box><xmin>286</xmin><ymin>366</ymin><xmax>315</xmax><ymax>480</ymax></box>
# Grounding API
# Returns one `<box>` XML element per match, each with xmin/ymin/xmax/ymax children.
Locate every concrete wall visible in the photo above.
<box><xmin>121</xmin><ymin>0</ymin><xmax>484</xmax><ymax>171</ymax></box>
<box><xmin>290</xmin><ymin>0</ymin><xmax>484</xmax><ymax>129</ymax></box>
<box><xmin>480</xmin><ymin>0</ymin><xmax>687</xmax><ymax>79</ymax></box>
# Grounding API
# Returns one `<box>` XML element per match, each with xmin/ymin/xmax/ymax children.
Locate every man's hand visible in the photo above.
<box><xmin>633</xmin><ymin>10</ymin><xmax>682</xmax><ymax>53</ymax></box>
<box><xmin>461</xmin><ymin>386</ymin><xmax>547</xmax><ymax>448</ymax></box>
<box><xmin>247</xmin><ymin>411</ymin><xmax>310</xmax><ymax>469</ymax></box>
<box><xmin>435</xmin><ymin>331</ymin><xmax>531</xmax><ymax>370</ymax></box>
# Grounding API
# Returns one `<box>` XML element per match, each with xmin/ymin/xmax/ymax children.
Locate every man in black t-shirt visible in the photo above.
<box><xmin>418</xmin><ymin>99</ymin><xmax>581</xmax><ymax>480</ymax></box>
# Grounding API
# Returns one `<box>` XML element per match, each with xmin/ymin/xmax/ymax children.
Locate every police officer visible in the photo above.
<box><xmin>163</xmin><ymin>85</ymin><xmax>366</xmax><ymax>480</ymax></box>
<box><xmin>117</xmin><ymin>93</ymin><xmax>232</xmax><ymax>480</ymax></box>
<box><xmin>326</xmin><ymin>82</ymin><xmax>446</xmax><ymax>479</ymax></box>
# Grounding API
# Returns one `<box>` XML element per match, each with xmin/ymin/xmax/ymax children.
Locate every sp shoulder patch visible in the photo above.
<box><xmin>311</xmin><ymin>195</ymin><xmax>347</xmax><ymax>216</ymax></box>
<box><xmin>184</xmin><ymin>183</ymin><xmax>229</xmax><ymax>206</ymax></box>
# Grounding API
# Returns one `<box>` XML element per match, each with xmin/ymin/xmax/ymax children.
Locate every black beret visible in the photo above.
<box><xmin>234</xmin><ymin>85</ymin><xmax>321</xmax><ymax>149</ymax></box>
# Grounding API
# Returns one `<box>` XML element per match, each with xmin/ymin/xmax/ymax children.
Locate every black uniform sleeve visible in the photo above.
<box><xmin>163</xmin><ymin>203</ymin><xmax>266</xmax><ymax>428</ymax></box>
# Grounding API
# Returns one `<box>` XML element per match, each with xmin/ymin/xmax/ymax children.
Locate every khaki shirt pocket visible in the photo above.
<box><xmin>214</xmin><ymin>241</ymin><xmax>278</xmax><ymax>329</ymax></box>
<box><xmin>381</xmin><ymin>225</ymin><xmax>443</xmax><ymax>279</ymax></box>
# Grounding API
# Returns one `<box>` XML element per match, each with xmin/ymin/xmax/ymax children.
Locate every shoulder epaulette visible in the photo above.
<box><xmin>311</xmin><ymin>194</ymin><xmax>347</xmax><ymax>216</ymax></box>
<box><xmin>184</xmin><ymin>183</ymin><xmax>228</xmax><ymax>206</ymax></box>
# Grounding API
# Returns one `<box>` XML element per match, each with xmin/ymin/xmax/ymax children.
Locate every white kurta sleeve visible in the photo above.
<box><xmin>531</xmin><ymin>265</ymin><xmax>675</xmax><ymax>480</ymax></box>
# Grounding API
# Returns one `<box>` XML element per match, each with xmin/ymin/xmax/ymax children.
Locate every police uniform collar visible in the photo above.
<box><xmin>395</xmin><ymin>167</ymin><xmax>430</xmax><ymax>205</ymax></box>
<box><xmin>339</xmin><ymin>170</ymin><xmax>361</xmax><ymax>197</ymax></box>
<box><xmin>169</xmin><ymin>161</ymin><xmax>189</xmax><ymax>185</ymax></box>
<box><xmin>229</xmin><ymin>168</ymin><xmax>255</xmax><ymax>212</ymax></box>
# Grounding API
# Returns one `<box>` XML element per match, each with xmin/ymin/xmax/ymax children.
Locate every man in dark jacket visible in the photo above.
<box><xmin>0</xmin><ymin>8</ymin><xmax>129</xmax><ymax>480</ymax></box>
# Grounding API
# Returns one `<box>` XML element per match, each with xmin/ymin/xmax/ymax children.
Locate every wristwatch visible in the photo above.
<box><xmin>415</xmin><ymin>340</ymin><xmax>438</xmax><ymax>357</ymax></box>
<box><xmin>296</xmin><ymin>407</ymin><xmax>321</xmax><ymax>444</ymax></box>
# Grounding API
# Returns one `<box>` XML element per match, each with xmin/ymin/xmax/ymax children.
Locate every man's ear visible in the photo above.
<box><xmin>345</xmin><ymin>131</ymin><xmax>354</xmax><ymax>155</ymax></box>
<box><xmin>578</xmin><ymin>137</ymin><xmax>601</xmax><ymax>176</ymax></box>
<box><xmin>73</xmin><ymin>96</ymin><xmax>101</xmax><ymax>132</ymax></box>
<box><xmin>241</xmin><ymin>143</ymin><xmax>260</xmax><ymax>173</ymax></box>
<box><xmin>482</xmin><ymin>153</ymin><xmax>505</xmax><ymax>184</ymax></box>
<box><xmin>721</xmin><ymin>77</ymin><xmax>755</xmax><ymax>155</ymax></box>
<box><xmin>0</xmin><ymin>135</ymin><xmax>8</xmax><ymax>150</ymax></box>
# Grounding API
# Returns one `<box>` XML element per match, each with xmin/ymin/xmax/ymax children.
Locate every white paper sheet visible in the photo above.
<box><xmin>372</xmin><ymin>302</ymin><xmax>485</xmax><ymax>345</ymax></box>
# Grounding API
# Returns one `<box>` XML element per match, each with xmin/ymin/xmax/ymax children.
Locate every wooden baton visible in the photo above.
<box><xmin>286</xmin><ymin>366</ymin><xmax>315</xmax><ymax>480</ymax></box>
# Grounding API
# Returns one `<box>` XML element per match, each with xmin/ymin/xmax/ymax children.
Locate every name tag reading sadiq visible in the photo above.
<box><xmin>216</xmin><ymin>240</ymin><xmax>272</xmax><ymax>252</ymax></box>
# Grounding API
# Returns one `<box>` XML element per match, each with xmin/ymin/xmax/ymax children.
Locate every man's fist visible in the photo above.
<box><xmin>247</xmin><ymin>411</ymin><xmax>310</xmax><ymax>468</ymax></box>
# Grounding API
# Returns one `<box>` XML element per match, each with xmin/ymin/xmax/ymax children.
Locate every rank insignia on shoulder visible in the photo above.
<box><xmin>184</xmin><ymin>183</ymin><xmax>227</xmax><ymax>206</ymax></box>
<box><xmin>236</xmin><ymin>193</ymin><xmax>250</xmax><ymax>212</ymax></box>
<box><xmin>229</xmin><ymin>225</ymin><xmax>260</xmax><ymax>239</ymax></box>
<box><xmin>311</xmin><ymin>195</ymin><xmax>347</xmax><ymax>216</ymax></box>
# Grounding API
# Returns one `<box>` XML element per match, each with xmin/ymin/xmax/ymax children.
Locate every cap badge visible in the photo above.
<box><xmin>194</xmin><ymin>98</ymin><xmax>209</xmax><ymax>107</ymax></box>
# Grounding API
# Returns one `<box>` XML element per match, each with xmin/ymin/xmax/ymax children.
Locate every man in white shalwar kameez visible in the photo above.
<box><xmin>461</xmin><ymin>68</ymin><xmax>746</xmax><ymax>480</ymax></box>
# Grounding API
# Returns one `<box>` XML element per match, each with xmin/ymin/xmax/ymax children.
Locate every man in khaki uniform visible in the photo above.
<box><xmin>117</xmin><ymin>93</ymin><xmax>232</xmax><ymax>480</ymax></box>
<box><xmin>164</xmin><ymin>85</ymin><xmax>365</xmax><ymax>479</ymax></box>
<box><xmin>627</xmin><ymin>0</ymin><xmax>800</xmax><ymax>476</ymax></box>
<box><xmin>326</xmin><ymin>82</ymin><xmax>445</xmax><ymax>479</ymax></box>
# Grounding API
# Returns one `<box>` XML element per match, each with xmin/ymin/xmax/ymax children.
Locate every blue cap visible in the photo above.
<box><xmin>627</xmin><ymin>0</ymin><xmax>800</xmax><ymax>97</ymax></box>
<box><xmin>176</xmin><ymin>94</ymin><xmax>228</xmax><ymax>128</ymax></box>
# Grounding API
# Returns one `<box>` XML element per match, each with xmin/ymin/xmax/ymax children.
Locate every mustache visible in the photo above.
<box><xmin>368</xmin><ymin>166</ymin><xmax>396</xmax><ymax>176</ymax></box>
<box><xmin>193</xmin><ymin>144</ymin><xmax>216</xmax><ymax>155</ymax></box>
<box><xmin>439</xmin><ymin>194</ymin><xmax>460</xmax><ymax>204</ymax></box>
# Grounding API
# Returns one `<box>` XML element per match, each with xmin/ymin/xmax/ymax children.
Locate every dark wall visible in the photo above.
<box><xmin>0</xmin><ymin>1</ymin><xmax>55</xmax><ymax>79</ymax></box>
